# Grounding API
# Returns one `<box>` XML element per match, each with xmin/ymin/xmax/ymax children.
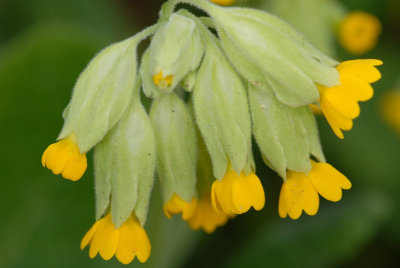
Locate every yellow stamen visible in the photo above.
<box><xmin>211</xmin><ymin>169</ymin><xmax>265</xmax><ymax>215</ymax></box>
<box><xmin>380</xmin><ymin>89</ymin><xmax>400</xmax><ymax>135</ymax></box>
<box><xmin>41</xmin><ymin>133</ymin><xmax>87</xmax><ymax>181</ymax></box>
<box><xmin>152</xmin><ymin>71</ymin><xmax>174</xmax><ymax>90</ymax></box>
<box><xmin>279</xmin><ymin>160</ymin><xmax>351</xmax><ymax>220</ymax></box>
<box><xmin>339</xmin><ymin>11</ymin><xmax>382</xmax><ymax>55</ymax></box>
<box><xmin>163</xmin><ymin>193</ymin><xmax>197</xmax><ymax>220</ymax></box>
<box><xmin>81</xmin><ymin>213</ymin><xmax>151</xmax><ymax>264</ymax></box>
<box><xmin>187</xmin><ymin>192</ymin><xmax>229</xmax><ymax>233</ymax></box>
<box><xmin>318</xmin><ymin>59</ymin><xmax>382</xmax><ymax>139</ymax></box>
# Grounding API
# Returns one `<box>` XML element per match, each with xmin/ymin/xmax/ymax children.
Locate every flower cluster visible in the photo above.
<box><xmin>41</xmin><ymin>0</ymin><xmax>382</xmax><ymax>264</ymax></box>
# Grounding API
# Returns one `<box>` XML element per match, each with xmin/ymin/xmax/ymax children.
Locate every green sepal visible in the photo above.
<box><xmin>58</xmin><ymin>35</ymin><xmax>139</xmax><ymax>152</ymax></box>
<box><xmin>144</xmin><ymin>13</ymin><xmax>204</xmax><ymax>94</ymax></box>
<box><xmin>141</xmin><ymin>48</ymin><xmax>161</xmax><ymax>99</ymax></box>
<box><xmin>205</xmin><ymin>5</ymin><xmax>339</xmax><ymax>107</ymax></box>
<box><xmin>193</xmin><ymin>35</ymin><xmax>253</xmax><ymax>180</ymax></box>
<box><xmin>94</xmin><ymin>84</ymin><xmax>156</xmax><ymax>227</ymax></box>
<box><xmin>150</xmin><ymin>93</ymin><xmax>197</xmax><ymax>202</ymax></box>
<box><xmin>249</xmin><ymin>83</ymin><xmax>325</xmax><ymax>179</ymax></box>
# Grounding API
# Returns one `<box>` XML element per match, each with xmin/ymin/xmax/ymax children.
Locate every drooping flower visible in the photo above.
<box><xmin>318</xmin><ymin>59</ymin><xmax>382</xmax><ymax>139</ymax></box>
<box><xmin>211</xmin><ymin>168</ymin><xmax>265</xmax><ymax>215</ymax></box>
<box><xmin>279</xmin><ymin>160</ymin><xmax>351</xmax><ymax>220</ymax></box>
<box><xmin>187</xmin><ymin>192</ymin><xmax>229</xmax><ymax>233</ymax></box>
<box><xmin>41</xmin><ymin>133</ymin><xmax>87</xmax><ymax>181</ymax></box>
<box><xmin>81</xmin><ymin>213</ymin><xmax>151</xmax><ymax>264</ymax></box>
<box><xmin>163</xmin><ymin>193</ymin><xmax>197</xmax><ymax>220</ymax></box>
<box><xmin>339</xmin><ymin>11</ymin><xmax>382</xmax><ymax>55</ymax></box>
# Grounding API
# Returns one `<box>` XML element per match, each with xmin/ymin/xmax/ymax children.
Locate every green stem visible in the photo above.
<box><xmin>131</xmin><ymin>22</ymin><xmax>162</xmax><ymax>43</ymax></box>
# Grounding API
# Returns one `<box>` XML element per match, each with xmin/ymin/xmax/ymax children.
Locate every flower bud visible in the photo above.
<box><xmin>249</xmin><ymin>83</ymin><xmax>325</xmax><ymax>178</ymax></box>
<box><xmin>142</xmin><ymin>13</ymin><xmax>204</xmax><ymax>97</ymax></box>
<box><xmin>150</xmin><ymin>93</ymin><xmax>197</xmax><ymax>203</ymax></box>
<box><xmin>59</xmin><ymin>35</ymin><xmax>140</xmax><ymax>153</ymax></box>
<box><xmin>204</xmin><ymin>4</ymin><xmax>340</xmax><ymax>107</ymax></box>
<box><xmin>94</xmin><ymin>87</ymin><xmax>156</xmax><ymax>227</ymax></box>
<box><xmin>193</xmin><ymin>35</ymin><xmax>253</xmax><ymax>180</ymax></box>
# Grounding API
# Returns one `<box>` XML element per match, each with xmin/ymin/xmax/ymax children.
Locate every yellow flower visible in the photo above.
<box><xmin>187</xmin><ymin>192</ymin><xmax>229</xmax><ymax>233</ymax></box>
<box><xmin>81</xmin><ymin>213</ymin><xmax>151</xmax><ymax>264</ymax></box>
<box><xmin>279</xmin><ymin>160</ymin><xmax>351</xmax><ymax>220</ymax></box>
<box><xmin>318</xmin><ymin>59</ymin><xmax>382</xmax><ymax>139</ymax></box>
<box><xmin>210</xmin><ymin>0</ymin><xmax>235</xmax><ymax>6</ymax></box>
<box><xmin>380</xmin><ymin>89</ymin><xmax>400</xmax><ymax>135</ymax></box>
<box><xmin>41</xmin><ymin>133</ymin><xmax>87</xmax><ymax>181</ymax></box>
<box><xmin>163</xmin><ymin>193</ymin><xmax>197</xmax><ymax>220</ymax></box>
<box><xmin>211</xmin><ymin>168</ymin><xmax>265</xmax><ymax>215</ymax></box>
<box><xmin>339</xmin><ymin>11</ymin><xmax>382</xmax><ymax>55</ymax></box>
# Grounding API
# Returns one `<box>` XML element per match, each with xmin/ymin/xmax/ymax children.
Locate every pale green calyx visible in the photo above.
<box><xmin>204</xmin><ymin>4</ymin><xmax>340</xmax><ymax>107</ymax></box>
<box><xmin>150</xmin><ymin>93</ymin><xmax>197</xmax><ymax>202</ymax></box>
<box><xmin>142</xmin><ymin>13</ymin><xmax>204</xmax><ymax>97</ymax></box>
<box><xmin>94</xmin><ymin>82</ymin><xmax>156</xmax><ymax>227</ymax></box>
<box><xmin>58</xmin><ymin>24</ymin><xmax>160</xmax><ymax>153</ymax></box>
<box><xmin>249</xmin><ymin>83</ymin><xmax>325</xmax><ymax>179</ymax></box>
<box><xmin>193</xmin><ymin>33</ymin><xmax>254</xmax><ymax>180</ymax></box>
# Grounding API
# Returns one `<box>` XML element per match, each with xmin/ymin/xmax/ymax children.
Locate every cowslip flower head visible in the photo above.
<box><xmin>81</xmin><ymin>213</ymin><xmax>151</xmax><ymax>264</ymax></box>
<box><xmin>188</xmin><ymin>192</ymin><xmax>229</xmax><ymax>233</ymax></box>
<box><xmin>163</xmin><ymin>193</ymin><xmax>197</xmax><ymax>220</ymax></box>
<box><xmin>380</xmin><ymin>89</ymin><xmax>400</xmax><ymax>135</ymax></box>
<box><xmin>339</xmin><ymin>11</ymin><xmax>382</xmax><ymax>55</ymax></box>
<box><xmin>211</xmin><ymin>168</ymin><xmax>265</xmax><ymax>215</ymax></box>
<box><xmin>279</xmin><ymin>160</ymin><xmax>351</xmax><ymax>220</ymax></box>
<box><xmin>318</xmin><ymin>59</ymin><xmax>382</xmax><ymax>139</ymax></box>
<box><xmin>41</xmin><ymin>133</ymin><xmax>87</xmax><ymax>181</ymax></box>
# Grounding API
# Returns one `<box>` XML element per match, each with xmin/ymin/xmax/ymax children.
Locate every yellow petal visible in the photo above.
<box><xmin>81</xmin><ymin>220</ymin><xmax>100</xmax><ymax>250</ymax></box>
<box><xmin>320</xmin><ymin>98</ymin><xmax>353</xmax><ymax>139</ymax></box>
<box><xmin>163</xmin><ymin>194</ymin><xmax>197</xmax><ymax>220</ymax></box>
<box><xmin>62</xmin><ymin>151</ymin><xmax>87</xmax><ymax>181</ymax></box>
<box><xmin>210</xmin><ymin>0</ymin><xmax>235</xmax><ymax>6</ymax></box>
<box><xmin>116</xmin><ymin>218</ymin><xmax>137</xmax><ymax>265</ymax></box>
<box><xmin>88</xmin><ymin>216</ymin><xmax>109</xmax><ymax>259</ymax></box>
<box><xmin>97</xmin><ymin>220</ymin><xmax>120</xmax><ymax>261</ymax></box>
<box><xmin>340</xmin><ymin>74</ymin><xmax>374</xmax><ymax>102</ymax></box>
<box><xmin>284</xmin><ymin>171</ymin><xmax>319</xmax><ymax>220</ymax></box>
<box><xmin>187</xmin><ymin>193</ymin><xmax>229</xmax><ymax>233</ymax></box>
<box><xmin>324</xmin><ymin>87</ymin><xmax>360</xmax><ymax>119</ymax></box>
<box><xmin>337</xmin><ymin>59</ymin><xmax>383</xmax><ymax>83</ymax></box>
<box><xmin>231</xmin><ymin>172</ymin><xmax>265</xmax><ymax>213</ymax></box>
<box><xmin>309</xmin><ymin>161</ymin><xmax>352</xmax><ymax>202</ymax></box>
<box><xmin>278</xmin><ymin>183</ymin><xmax>288</xmax><ymax>218</ymax></box>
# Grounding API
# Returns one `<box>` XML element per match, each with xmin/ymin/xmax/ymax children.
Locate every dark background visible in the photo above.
<box><xmin>0</xmin><ymin>0</ymin><xmax>399</xmax><ymax>267</ymax></box>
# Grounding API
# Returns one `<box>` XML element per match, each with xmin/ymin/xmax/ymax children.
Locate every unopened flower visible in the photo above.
<box><xmin>279</xmin><ymin>160</ymin><xmax>351</xmax><ymax>219</ymax></box>
<box><xmin>211</xmin><ymin>168</ymin><xmax>265</xmax><ymax>215</ymax></box>
<box><xmin>318</xmin><ymin>59</ymin><xmax>382</xmax><ymax>138</ymax></box>
<box><xmin>210</xmin><ymin>0</ymin><xmax>235</xmax><ymax>6</ymax></box>
<box><xmin>339</xmin><ymin>11</ymin><xmax>381</xmax><ymax>55</ymax></box>
<box><xmin>81</xmin><ymin>213</ymin><xmax>151</xmax><ymax>264</ymax></box>
<box><xmin>188</xmin><ymin>192</ymin><xmax>229</xmax><ymax>233</ymax></box>
<box><xmin>163</xmin><ymin>193</ymin><xmax>197</xmax><ymax>220</ymax></box>
<box><xmin>41</xmin><ymin>133</ymin><xmax>87</xmax><ymax>181</ymax></box>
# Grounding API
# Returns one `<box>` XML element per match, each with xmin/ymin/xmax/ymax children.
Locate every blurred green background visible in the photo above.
<box><xmin>0</xmin><ymin>0</ymin><xmax>399</xmax><ymax>267</ymax></box>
